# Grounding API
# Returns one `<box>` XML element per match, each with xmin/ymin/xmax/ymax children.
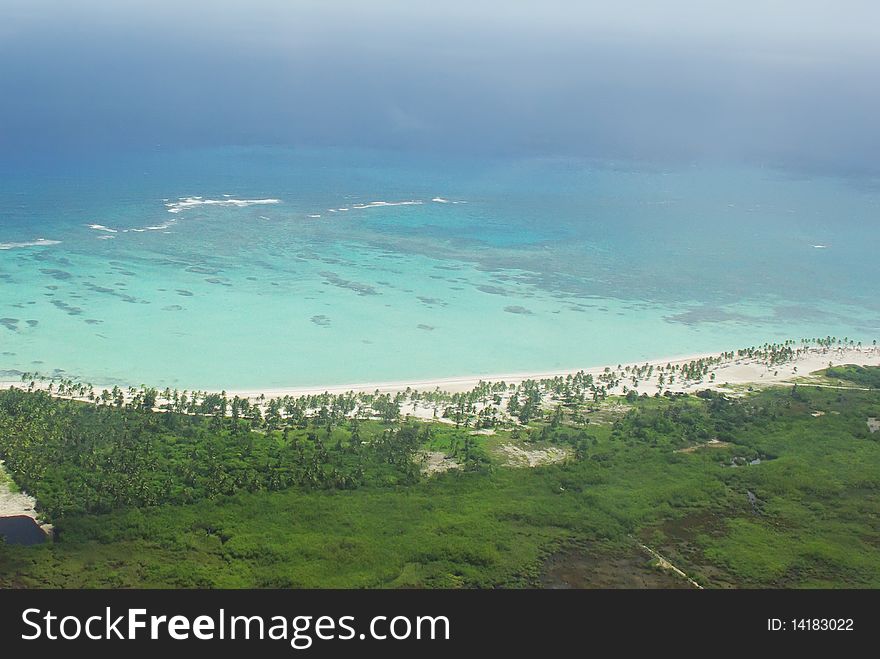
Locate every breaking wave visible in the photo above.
<box><xmin>165</xmin><ymin>197</ymin><xmax>281</xmax><ymax>214</ymax></box>
<box><xmin>0</xmin><ymin>238</ymin><xmax>61</xmax><ymax>250</ymax></box>
<box><xmin>87</xmin><ymin>224</ymin><xmax>118</xmax><ymax>233</ymax></box>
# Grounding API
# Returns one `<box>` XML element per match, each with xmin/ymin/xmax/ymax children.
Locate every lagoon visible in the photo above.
<box><xmin>1</xmin><ymin>147</ymin><xmax>878</xmax><ymax>390</ymax></box>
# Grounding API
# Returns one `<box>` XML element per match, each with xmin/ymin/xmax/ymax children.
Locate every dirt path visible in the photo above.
<box><xmin>639</xmin><ymin>543</ymin><xmax>703</xmax><ymax>589</ymax></box>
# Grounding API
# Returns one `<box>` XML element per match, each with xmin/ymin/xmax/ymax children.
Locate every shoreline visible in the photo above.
<box><xmin>4</xmin><ymin>344</ymin><xmax>879</xmax><ymax>401</ymax></box>
<box><xmin>229</xmin><ymin>344</ymin><xmax>880</xmax><ymax>406</ymax></box>
<box><xmin>225</xmin><ymin>350</ymin><xmax>726</xmax><ymax>398</ymax></box>
<box><xmin>1</xmin><ymin>342</ymin><xmax>878</xmax><ymax>525</ymax></box>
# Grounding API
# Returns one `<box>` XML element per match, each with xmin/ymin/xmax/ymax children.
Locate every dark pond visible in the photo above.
<box><xmin>0</xmin><ymin>515</ymin><xmax>47</xmax><ymax>546</ymax></box>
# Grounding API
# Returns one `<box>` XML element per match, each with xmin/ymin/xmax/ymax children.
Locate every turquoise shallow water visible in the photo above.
<box><xmin>1</xmin><ymin>147</ymin><xmax>878</xmax><ymax>390</ymax></box>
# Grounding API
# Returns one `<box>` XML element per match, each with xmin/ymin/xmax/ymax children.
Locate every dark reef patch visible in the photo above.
<box><xmin>50</xmin><ymin>300</ymin><xmax>83</xmax><ymax>316</ymax></box>
<box><xmin>310</xmin><ymin>315</ymin><xmax>331</xmax><ymax>327</ymax></box>
<box><xmin>34</xmin><ymin>254</ymin><xmax>71</xmax><ymax>266</ymax></box>
<box><xmin>319</xmin><ymin>271</ymin><xmax>378</xmax><ymax>296</ymax></box>
<box><xmin>26</xmin><ymin>320</ymin><xmax>38</xmax><ymax>327</ymax></box>
<box><xmin>176</xmin><ymin>290</ymin><xmax>195</xmax><ymax>297</ymax></box>
<box><xmin>84</xmin><ymin>319</ymin><xmax>103</xmax><ymax>325</ymax></box>
<box><xmin>504</xmin><ymin>305</ymin><xmax>534</xmax><ymax>315</ymax></box>
<box><xmin>477</xmin><ymin>284</ymin><xmax>508</xmax><ymax>295</ymax></box>
<box><xmin>40</xmin><ymin>269</ymin><xmax>73</xmax><ymax>280</ymax></box>
<box><xmin>772</xmin><ymin>305</ymin><xmax>834</xmax><ymax>323</ymax></box>
<box><xmin>665</xmin><ymin>306</ymin><xmax>760</xmax><ymax>326</ymax></box>
<box><xmin>83</xmin><ymin>282</ymin><xmax>140</xmax><ymax>304</ymax></box>
<box><xmin>85</xmin><ymin>284</ymin><xmax>114</xmax><ymax>294</ymax></box>
<box><xmin>417</xmin><ymin>324</ymin><xmax>435</xmax><ymax>331</ymax></box>
<box><xmin>0</xmin><ymin>318</ymin><xmax>20</xmax><ymax>331</ymax></box>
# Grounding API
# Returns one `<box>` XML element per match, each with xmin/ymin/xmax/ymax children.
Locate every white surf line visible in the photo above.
<box><xmin>165</xmin><ymin>197</ymin><xmax>281</xmax><ymax>214</ymax></box>
<box><xmin>318</xmin><ymin>197</ymin><xmax>461</xmax><ymax>217</ymax></box>
<box><xmin>0</xmin><ymin>238</ymin><xmax>61</xmax><ymax>250</ymax></box>
<box><xmin>350</xmin><ymin>200</ymin><xmax>422</xmax><ymax>209</ymax></box>
<box><xmin>86</xmin><ymin>224</ymin><xmax>118</xmax><ymax>233</ymax></box>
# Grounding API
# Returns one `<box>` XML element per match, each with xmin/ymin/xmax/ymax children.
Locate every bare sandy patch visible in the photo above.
<box><xmin>419</xmin><ymin>451</ymin><xmax>461</xmax><ymax>476</ymax></box>
<box><xmin>0</xmin><ymin>460</ymin><xmax>53</xmax><ymax>535</ymax></box>
<box><xmin>674</xmin><ymin>438</ymin><xmax>730</xmax><ymax>454</ymax></box>
<box><xmin>498</xmin><ymin>443</ymin><xmax>570</xmax><ymax>468</ymax></box>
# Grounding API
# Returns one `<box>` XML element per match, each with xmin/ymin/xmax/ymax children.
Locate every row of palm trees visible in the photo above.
<box><xmin>14</xmin><ymin>336</ymin><xmax>878</xmax><ymax>433</ymax></box>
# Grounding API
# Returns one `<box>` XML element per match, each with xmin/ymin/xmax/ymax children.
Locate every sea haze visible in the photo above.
<box><xmin>0</xmin><ymin>2</ymin><xmax>878</xmax><ymax>388</ymax></box>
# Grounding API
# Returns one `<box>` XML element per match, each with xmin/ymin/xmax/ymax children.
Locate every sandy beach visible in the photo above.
<box><xmin>1</xmin><ymin>343</ymin><xmax>878</xmax><ymax>523</ymax></box>
<box><xmin>3</xmin><ymin>345</ymin><xmax>880</xmax><ymax>402</ymax></box>
<box><xmin>225</xmin><ymin>344</ymin><xmax>880</xmax><ymax>399</ymax></box>
<box><xmin>224</xmin><ymin>344</ymin><xmax>880</xmax><ymax>424</ymax></box>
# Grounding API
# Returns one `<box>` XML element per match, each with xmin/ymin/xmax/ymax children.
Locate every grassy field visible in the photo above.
<box><xmin>1</xmin><ymin>369</ymin><xmax>879</xmax><ymax>588</ymax></box>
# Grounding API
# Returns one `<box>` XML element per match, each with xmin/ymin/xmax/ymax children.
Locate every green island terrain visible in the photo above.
<box><xmin>1</xmin><ymin>347</ymin><xmax>879</xmax><ymax>588</ymax></box>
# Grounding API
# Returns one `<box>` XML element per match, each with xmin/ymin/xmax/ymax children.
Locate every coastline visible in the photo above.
<box><xmin>4</xmin><ymin>344</ymin><xmax>879</xmax><ymax>401</ymax></box>
<box><xmin>212</xmin><ymin>345</ymin><xmax>880</xmax><ymax>399</ymax></box>
<box><xmin>225</xmin><ymin>350</ymin><xmax>726</xmax><ymax>398</ymax></box>
<box><xmin>1</xmin><ymin>341</ymin><xmax>878</xmax><ymax>533</ymax></box>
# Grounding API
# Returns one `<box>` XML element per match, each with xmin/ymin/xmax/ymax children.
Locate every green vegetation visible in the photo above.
<box><xmin>0</xmin><ymin>388</ymin><xmax>424</xmax><ymax>518</ymax></box>
<box><xmin>1</xmin><ymin>365</ymin><xmax>879</xmax><ymax>588</ymax></box>
<box><xmin>825</xmin><ymin>364</ymin><xmax>880</xmax><ymax>388</ymax></box>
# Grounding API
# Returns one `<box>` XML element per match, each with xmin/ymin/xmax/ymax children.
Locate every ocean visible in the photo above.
<box><xmin>1</xmin><ymin>146</ymin><xmax>878</xmax><ymax>390</ymax></box>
